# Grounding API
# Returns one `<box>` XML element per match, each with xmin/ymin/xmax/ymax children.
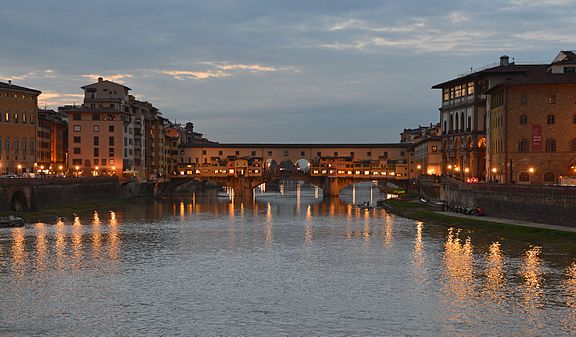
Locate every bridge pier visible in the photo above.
<box><xmin>320</xmin><ymin>177</ymin><xmax>353</xmax><ymax>198</ymax></box>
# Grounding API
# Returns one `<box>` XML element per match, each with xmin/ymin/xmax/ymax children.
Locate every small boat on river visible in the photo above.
<box><xmin>0</xmin><ymin>215</ymin><xmax>25</xmax><ymax>228</ymax></box>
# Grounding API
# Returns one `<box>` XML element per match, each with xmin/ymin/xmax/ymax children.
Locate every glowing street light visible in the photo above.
<box><xmin>491</xmin><ymin>167</ymin><xmax>497</xmax><ymax>174</ymax></box>
<box><xmin>529</xmin><ymin>167</ymin><xmax>535</xmax><ymax>173</ymax></box>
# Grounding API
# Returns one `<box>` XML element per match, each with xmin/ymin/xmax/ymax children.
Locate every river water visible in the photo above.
<box><xmin>1</xmin><ymin>183</ymin><xmax>576</xmax><ymax>336</ymax></box>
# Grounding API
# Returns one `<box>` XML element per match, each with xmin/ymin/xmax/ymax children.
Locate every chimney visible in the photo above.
<box><xmin>8</xmin><ymin>80</ymin><xmax>11</xmax><ymax>86</ymax></box>
<box><xmin>500</xmin><ymin>55</ymin><xmax>510</xmax><ymax>66</ymax></box>
<box><xmin>98</xmin><ymin>77</ymin><xmax>103</xmax><ymax>82</ymax></box>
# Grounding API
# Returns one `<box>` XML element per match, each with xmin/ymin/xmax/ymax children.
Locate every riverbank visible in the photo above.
<box><xmin>381</xmin><ymin>198</ymin><xmax>576</xmax><ymax>240</ymax></box>
<box><xmin>0</xmin><ymin>197</ymin><xmax>138</xmax><ymax>223</ymax></box>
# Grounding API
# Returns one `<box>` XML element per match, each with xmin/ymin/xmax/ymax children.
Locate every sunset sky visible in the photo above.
<box><xmin>1</xmin><ymin>0</ymin><xmax>575</xmax><ymax>142</ymax></box>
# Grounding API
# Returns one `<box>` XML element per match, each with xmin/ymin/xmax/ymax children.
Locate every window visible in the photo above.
<box><xmin>443</xmin><ymin>88</ymin><xmax>449</xmax><ymax>101</ymax></box>
<box><xmin>22</xmin><ymin>114</ymin><xmax>26</xmax><ymax>124</ymax></box>
<box><xmin>565</xmin><ymin>67</ymin><xmax>576</xmax><ymax>73</ymax></box>
<box><xmin>73</xmin><ymin>125</ymin><xmax>81</xmax><ymax>132</ymax></box>
<box><xmin>202</xmin><ymin>150</ymin><xmax>207</xmax><ymax>155</ymax></box>
<box><xmin>73</xmin><ymin>136</ymin><xmax>81</xmax><ymax>143</ymax></box>
<box><xmin>101</xmin><ymin>159</ymin><xmax>106</xmax><ymax>166</ymax></box>
<box><xmin>94</xmin><ymin>159</ymin><xmax>99</xmax><ymax>165</ymax></box>
<box><xmin>284</xmin><ymin>151</ymin><xmax>289</xmax><ymax>156</ymax></box>
<box><xmin>252</xmin><ymin>151</ymin><xmax>257</xmax><ymax>156</ymax></box>
<box><xmin>383</xmin><ymin>152</ymin><xmax>388</xmax><ymax>158</ymax></box>
<box><xmin>519</xmin><ymin>172</ymin><xmax>530</xmax><ymax>182</ymax></box>
<box><xmin>367</xmin><ymin>151</ymin><xmax>371</xmax><ymax>157</ymax></box>
<box><xmin>432</xmin><ymin>146</ymin><xmax>438</xmax><ymax>152</ymax></box>
<box><xmin>545</xmin><ymin>139</ymin><xmax>556</xmax><ymax>152</ymax></box>
<box><xmin>94</xmin><ymin>125</ymin><xmax>100</xmax><ymax>132</ymax></box>
<box><xmin>467</xmin><ymin>116</ymin><xmax>471</xmax><ymax>131</ymax></box>
<box><xmin>317</xmin><ymin>152</ymin><xmax>321</xmax><ymax>157</ymax></box>
<box><xmin>268</xmin><ymin>151</ymin><xmax>272</xmax><ymax>156</ymax></box>
<box><xmin>235</xmin><ymin>151</ymin><xmax>240</xmax><ymax>156</ymax></box>
<box><xmin>519</xmin><ymin>114</ymin><xmax>528</xmax><ymax>125</ymax></box>
<box><xmin>94</xmin><ymin>136</ymin><xmax>99</xmax><ymax>146</ymax></box>
<box><xmin>72</xmin><ymin>159</ymin><xmax>82</xmax><ymax>165</ymax></box>
<box><xmin>109</xmin><ymin>137</ymin><xmax>114</xmax><ymax>146</ymax></box>
<box><xmin>572</xmin><ymin>139</ymin><xmax>576</xmax><ymax>152</ymax></box>
<box><xmin>73</xmin><ymin>147</ymin><xmax>81</xmax><ymax>154</ymax></box>
<box><xmin>92</xmin><ymin>113</ymin><xmax>100</xmax><ymax>121</ymax></box>
<box><xmin>573</xmin><ymin>115</ymin><xmax>576</xmax><ymax>124</ymax></box>
<box><xmin>350</xmin><ymin>151</ymin><xmax>355</xmax><ymax>157</ymax></box>
<box><xmin>547</xmin><ymin>115</ymin><xmax>555</xmax><ymax>124</ymax></box>
<box><xmin>401</xmin><ymin>151</ymin><xmax>405</xmax><ymax>156</ymax></box>
<box><xmin>4</xmin><ymin>112</ymin><xmax>8</xmax><ymax>122</ymax></box>
<box><xmin>219</xmin><ymin>151</ymin><xmax>223</xmax><ymax>156</ymax></box>
<box><xmin>300</xmin><ymin>151</ymin><xmax>305</xmax><ymax>156</ymax></box>
<box><xmin>520</xmin><ymin>92</ymin><xmax>528</xmax><ymax>104</ymax></box>
<box><xmin>109</xmin><ymin>125</ymin><xmax>114</xmax><ymax>132</ymax></box>
<box><xmin>467</xmin><ymin>82</ymin><xmax>474</xmax><ymax>96</ymax></box>
<box><xmin>334</xmin><ymin>152</ymin><xmax>338</xmax><ymax>156</ymax></box>
<box><xmin>109</xmin><ymin>148</ymin><xmax>115</xmax><ymax>157</ymax></box>
<box><xmin>109</xmin><ymin>159</ymin><xmax>114</xmax><ymax>165</ymax></box>
<box><xmin>518</xmin><ymin>139</ymin><xmax>529</xmax><ymax>152</ymax></box>
<box><xmin>94</xmin><ymin>148</ymin><xmax>99</xmax><ymax>157</ymax></box>
<box><xmin>73</xmin><ymin>113</ymin><xmax>81</xmax><ymax>120</ymax></box>
<box><xmin>544</xmin><ymin>172</ymin><xmax>556</xmax><ymax>183</ymax></box>
<box><xmin>548</xmin><ymin>95</ymin><xmax>556</xmax><ymax>104</ymax></box>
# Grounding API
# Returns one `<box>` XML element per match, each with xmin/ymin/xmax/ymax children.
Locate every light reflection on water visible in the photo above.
<box><xmin>0</xmin><ymin>183</ymin><xmax>576</xmax><ymax>335</ymax></box>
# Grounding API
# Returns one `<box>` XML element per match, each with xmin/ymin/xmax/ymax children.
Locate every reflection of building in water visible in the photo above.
<box><xmin>11</xmin><ymin>227</ymin><xmax>26</xmax><ymax>278</ymax></box>
<box><xmin>442</xmin><ymin>228</ymin><xmax>474</xmax><ymax>300</ymax></box>
<box><xmin>72</xmin><ymin>216</ymin><xmax>83</xmax><ymax>269</ymax></box>
<box><xmin>412</xmin><ymin>221</ymin><xmax>426</xmax><ymax>284</ymax></box>
<box><xmin>384</xmin><ymin>213</ymin><xmax>394</xmax><ymax>249</ymax></box>
<box><xmin>519</xmin><ymin>246</ymin><xmax>544</xmax><ymax>335</ymax></box>
<box><xmin>35</xmin><ymin>223</ymin><xmax>48</xmax><ymax>272</ymax></box>
<box><xmin>483</xmin><ymin>242</ymin><xmax>505</xmax><ymax>301</ymax></box>
<box><xmin>108</xmin><ymin>211</ymin><xmax>120</xmax><ymax>260</ymax></box>
<box><xmin>92</xmin><ymin>212</ymin><xmax>103</xmax><ymax>259</ymax></box>
<box><xmin>305</xmin><ymin>205</ymin><xmax>313</xmax><ymax>245</ymax></box>
<box><xmin>265</xmin><ymin>202</ymin><xmax>273</xmax><ymax>248</ymax></box>
<box><xmin>563</xmin><ymin>262</ymin><xmax>576</xmax><ymax>332</ymax></box>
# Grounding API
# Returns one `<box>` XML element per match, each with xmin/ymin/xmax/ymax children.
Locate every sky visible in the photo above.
<box><xmin>1</xmin><ymin>0</ymin><xmax>575</xmax><ymax>143</ymax></box>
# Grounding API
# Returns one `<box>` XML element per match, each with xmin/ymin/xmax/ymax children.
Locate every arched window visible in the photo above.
<box><xmin>519</xmin><ymin>172</ymin><xmax>530</xmax><ymax>182</ymax></box>
<box><xmin>461</xmin><ymin>112</ymin><xmax>464</xmax><ymax>131</ymax></box>
<box><xmin>572</xmin><ymin>139</ymin><xmax>576</xmax><ymax>152</ymax></box>
<box><xmin>545</xmin><ymin>138</ymin><xmax>556</xmax><ymax>152</ymax></box>
<box><xmin>518</xmin><ymin>139</ymin><xmax>529</xmax><ymax>152</ymax></box>
<box><xmin>573</xmin><ymin>115</ymin><xmax>576</xmax><ymax>124</ymax></box>
<box><xmin>450</xmin><ymin>114</ymin><xmax>454</xmax><ymax>131</ymax></box>
<box><xmin>519</xmin><ymin>114</ymin><xmax>528</xmax><ymax>124</ymax></box>
<box><xmin>543</xmin><ymin>172</ymin><xmax>555</xmax><ymax>183</ymax></box>
<box><xmin>547</xmin><ymin>114</ymin><xmax>555</xmax><ymax>124</ymax></box>
<box><xmin>455</xmin><ymin>114</ymin><xmax>459</xmax><ymax>132</ymax></box>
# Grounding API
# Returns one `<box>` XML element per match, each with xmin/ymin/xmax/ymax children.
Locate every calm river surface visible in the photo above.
<box><xmin>2</xmin><ymin>183</ymin><xmax>576</xmax><ymax>336</ymax></box>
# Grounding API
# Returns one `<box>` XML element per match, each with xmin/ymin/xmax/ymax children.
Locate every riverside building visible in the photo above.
<box><xmin>62</xmin><ymin>77</ymin><xmax>134</xmax><ymax>176</ymax></box>
<box><xmin>486</xmin><ymin>51</ymin><xmax>576</xmax><ymax>184</ymax></box>
<box><xmin>0</xmin><ymin>81</ymin><xmax>41</xmax><ymax>175</ymax></box>
<box><xmin>433</xmin><ymin>55</ymin><xmax>547</xmax><ymax>181</ymax></box>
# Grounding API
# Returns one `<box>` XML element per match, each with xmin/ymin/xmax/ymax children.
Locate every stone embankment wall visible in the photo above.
<box><xmin>439</xmin><ymin>177</ymin><xmax>576</xmax><ymax>227</ymax></box>
<box><xmin>0</xmin><ymin>177</ymin><xmax>120</xmax><ymax>211</ymax></box>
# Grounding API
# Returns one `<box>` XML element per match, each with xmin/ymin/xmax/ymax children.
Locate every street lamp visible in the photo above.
<box><xmin>529</xmin><ymin>167</ymin><xmax>535</xmax><ymax>173</ymax></box>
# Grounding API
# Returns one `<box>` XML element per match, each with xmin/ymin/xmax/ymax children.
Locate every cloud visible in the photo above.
<box><xmin>38</xmin><ymin>91</ymin><xmax>84</xmax><ymax>108</ymax></box>
<box><xmin>158</xmin><ymin>70</ymin><xmax>231</xmax><ymax>80</ymax></box>
<box><xmin>508</xmin><ymin>0</ymin><xmax>574</xmax><ymax>6</ymax></box>
<box><xmin>158</xmin><ymin>62</ymin><xmax>292</xmax><ymax>80</ymax></box>
<box><xmin>514</xmin><ymin>30</ymin><xmax>576</xmax><ymax>43</ymax></box>
<box><xmin>81</xmin><ymin>73</ymin><xmax>133</xmax><ymax>83</ymax></box>
<box><xmin>2</xmin><ymin>69</ymin><xmax>56</xmax><ymax>81</ymax></box>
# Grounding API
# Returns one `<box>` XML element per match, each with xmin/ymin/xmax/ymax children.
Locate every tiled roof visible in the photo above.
<box><xmin>0</xmin><ymin>81</ymin><xmax>41</xmax><ymax>94</ymax></box>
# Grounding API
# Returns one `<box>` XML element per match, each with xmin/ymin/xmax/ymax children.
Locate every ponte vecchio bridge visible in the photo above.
<box><xmin>165</xmin><ymin>143</ymin><xmax>416</xmax><ymax>197</ymax></box>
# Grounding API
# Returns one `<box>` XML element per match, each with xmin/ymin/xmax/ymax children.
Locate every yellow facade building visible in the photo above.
<box><xmin>0</xmin><ymin>81</ymin><xmax>41</xmax><ymax>175</ymax></box>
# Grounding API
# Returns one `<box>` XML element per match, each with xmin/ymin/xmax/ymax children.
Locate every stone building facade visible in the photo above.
<box><xmin>0</xmin><ymin>81</ymin><xmax>41</xmax><ymax>175</ymax></box>
<box><xmin>487</xmin><ymin>51</ymin><xmax>576</xmax><ymax>184</ymax></box>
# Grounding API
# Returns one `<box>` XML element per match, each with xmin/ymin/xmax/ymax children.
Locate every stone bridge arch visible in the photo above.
<box><xmin>3</xmin><ymin>186</ymin><xmax>33</xmax><ymax>212</ymax></box>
